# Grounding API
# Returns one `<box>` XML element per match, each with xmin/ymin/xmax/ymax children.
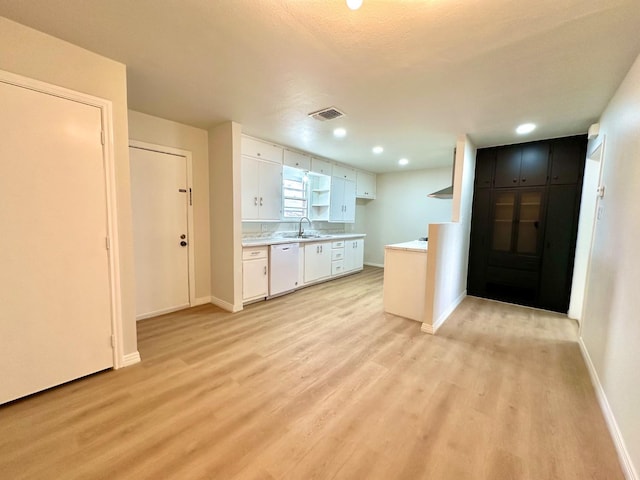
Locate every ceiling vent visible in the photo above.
<box><xmin>308</xmin><ymin>106</ymin><xmax>345</xmax><ymax>121</ymax></box>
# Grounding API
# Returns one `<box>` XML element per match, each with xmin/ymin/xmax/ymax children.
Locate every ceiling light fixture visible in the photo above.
<box><xmin>398</xmin><ymin>158</ymin><xmax>409</xmax><ymax>166</ymax></box>
<box><xmin>372</xmin><ymin>146</ymin><xmax>384</xmax><ymax>154</ymax></box>
<box><xmin>516</xmin><ymin>123</ymin><xmax>536</xmax><ymax>134</ymax></box>
<box><xmin>346</xmin><ymin>0</ymin><xmax>363</xmax><ymax>10</ymax></box>
<box><xmin>333</xmin><ymin>128</ymin><xmax>347</xmax><ymax>138</ymax></box>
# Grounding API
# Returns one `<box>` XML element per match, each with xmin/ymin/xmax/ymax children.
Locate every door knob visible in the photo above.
<box><xmin>180</xmin><ymin>234</ymin><xmax>186</xmax><ymax>239</ymax></box>
<box><xmin>180</xmin><ymin>241</ymin><xmax>188</xmax><ymax>247</ymax></box>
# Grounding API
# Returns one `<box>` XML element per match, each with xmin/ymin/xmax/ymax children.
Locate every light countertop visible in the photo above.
<box><xmin>385</xmin><ymin>240</ymin><xmax>428</xmax><ymax>252</ymax></box>
<box><xmin>242</xmin><ymin>233</ymin><xmax>366</xmax><ymax>247</ymax></box>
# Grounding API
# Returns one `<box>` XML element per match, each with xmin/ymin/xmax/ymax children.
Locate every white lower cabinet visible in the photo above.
<box><xmin>243</xmin><ymin>247</ymin><xmax>268</xmax><ymax>302</ymax></box>
<box><xmin>331</xmin><ymin>241</ymin><xmax>345</xmax><ymax>277</ymax></box>
<box><xmin>304</xmin><ymin>241</ymin><xmax>332</xmax><ymax>284</ymax></box>
<box><xmin>344</xmin><ymin>239</ymin><xmax>364</xmax><ymax>272</ymax></box>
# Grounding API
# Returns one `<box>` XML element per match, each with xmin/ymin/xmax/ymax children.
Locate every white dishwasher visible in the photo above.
<box><xmin>269</xmin><ymin>243</ymin><xmax>299</xmax><ymax>297</ymax></box>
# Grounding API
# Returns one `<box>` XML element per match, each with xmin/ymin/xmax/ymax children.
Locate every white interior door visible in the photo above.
<box><xmin>130</xmin><ymin>147</ymin><xmax>190</xmax><ymax>319</ymax></box>
<box><xmin>0</xmin><ymin>80</ymin><xmax>114</xmax><ymax>404</ymax></box>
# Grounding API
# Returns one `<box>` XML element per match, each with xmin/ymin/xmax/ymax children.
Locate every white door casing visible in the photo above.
<box><xmin>129</xmin><ymin>142</ymin><xmax>195</xmax><ymax>320</ymax></box>
<box><xmin>0</xmin><ymin>71</ymin><xmax>122</xmax><ymax>404</ymax></box>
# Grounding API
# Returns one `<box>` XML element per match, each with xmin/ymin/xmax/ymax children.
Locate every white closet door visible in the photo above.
<box><xmin>129</xmin><ymin>147</ymin><xmax>190</xmax><ymax>319</ymax></box>
<box><xmin>0</xmin><ymin>80</ymin><xmax>113</xmax><ymax>404</ymax></box>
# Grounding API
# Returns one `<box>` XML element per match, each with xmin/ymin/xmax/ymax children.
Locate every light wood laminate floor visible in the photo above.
<box><xmin>0</xmin><ymin>267</ymin><xmax>624</xmax><ymax>479</ymax></box>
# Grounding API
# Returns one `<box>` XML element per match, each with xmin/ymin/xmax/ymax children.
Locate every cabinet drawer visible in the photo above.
<box><xmin>243</xmin><ymin>246</ymin><xmax>268</xmax><ymax>260</ymax></box>
<box><xmin>332</xmin><ymin>260</ymin><xmax>344</xmax><ymax>276</ymax></box>
<box><xmin>332</xmin><ymin>240</ymin><xmax>345</xmax><ymax>249</ymax></box>
<box><xmin>241</xmin><ymin>136</ymin><xmax>283</xmax><ymax>163</ymax></box>
<box><xmin>331</xmin><ymin>249</ymin><xmax>344</xmax><ymax>261</ymax></box>
<box><xmin>283</xmin><ymin>150</ymin><xmax>311</xmax><ymax>170</ymax></box>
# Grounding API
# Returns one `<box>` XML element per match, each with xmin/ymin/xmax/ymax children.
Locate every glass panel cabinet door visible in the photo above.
<box><xmin>492</xmin><ymin>192</ymin><xmax>515</xmax><ymax>251</ymax></box>
<box><xmin>516</xmin><ymin>191</ymin><xmax>542</xmax><ymax>254</ymax></box>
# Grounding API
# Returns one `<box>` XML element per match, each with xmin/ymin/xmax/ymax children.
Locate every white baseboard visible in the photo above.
<box><xmin>191</xmin><ymin>296</ymin><xmax>212</xmax><ymax>307</ymax></box>
<box><xmin>420</xmin><ymin>323</ymin><xmax>434</xmax><ymax>334</ymax></box>
<box><xmin>364</xmin><ymin>262</ymin><xmax>384</xmax><ymax>268</ymax></box>
<box><xmin>421</xmin><ymin>290</ymin><xmax>466</xmax><ymax>335</ymax></box>
<box><xmin>210</xmin><ymin>295</ymin><xmax>242</xmax><ymax>313</ymax></box>
<box><xmin>579</xmin><ymin>337</ymin><xmax>637</xmax><ymax>480</ymax></box>
<box><xmin>121</xmin><ymin>351</ymin><xmax>141</xmax><ymax>367</ymax></box>
<box><xmin>136</xmin><ymin>303</ymin><xmax>190</xmax><ymax>321</ymax></box>
<box><xmin>435</xmin><ymin>290</ymin><xmax>466</xmax><ymax>332</ymax></box>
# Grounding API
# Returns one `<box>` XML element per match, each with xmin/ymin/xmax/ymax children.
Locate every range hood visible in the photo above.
<box><xmin>427</xmin><ymin>185</ymin><xmax>453</xmax><ymax>199</ymax></box>
<box><xmin>427</xmin><ymin>148</ymin><xmax>456</xmax><ymax>199</ymax></box>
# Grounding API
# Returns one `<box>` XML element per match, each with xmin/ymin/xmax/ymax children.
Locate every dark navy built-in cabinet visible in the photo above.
<box><xmin>467</xmin><ymin>135</ymin><xmax>586</xmax><ymax>313</ymax></box>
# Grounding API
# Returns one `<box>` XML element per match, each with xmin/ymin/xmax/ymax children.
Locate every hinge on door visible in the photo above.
<box><xmin>101</xmin><ymin>130</ymin><xmax>105</xmax><ymax>145</ymax></box>
<box><xmin>189</xmin><ymin>188</ymin><xmax>193</xmax><ymax>206</ymax></box>
<box><xmin>105</xmin><ymin>237</ymin><xmax>110</xmax><ymax>250</ymax></box>
<box><xmin>110</xmin><ymin>335</ymin><xmax>116</xmax><ymax>348</ymax></box>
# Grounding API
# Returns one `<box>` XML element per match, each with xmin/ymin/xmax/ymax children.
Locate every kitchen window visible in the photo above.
<box><xmin>282</xmin><ymin>166</ymin><xmax>308</xmax><ymax>218</ymax></box>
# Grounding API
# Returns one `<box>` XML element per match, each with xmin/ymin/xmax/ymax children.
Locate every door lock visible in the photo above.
<box><xmin>180</xmin><ymin>234</ymin><xmax>186</xmax><ymax>239</ymax></box>
<box><xmin>180</xmin><ymin>241</ymin><xmax>188</xmax><ymax>247</ymax></box>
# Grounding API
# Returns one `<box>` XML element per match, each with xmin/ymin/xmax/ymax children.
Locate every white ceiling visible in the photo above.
<box><xmin>1</xmin><ymin>0</ymin><xmax>640</xmax><ymax>172</ymax></box>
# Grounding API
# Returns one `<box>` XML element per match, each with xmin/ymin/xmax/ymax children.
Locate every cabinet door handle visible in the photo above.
<box><xmin>512</xmin><ymin>178</ymin><xmax>518</xmax><ymax>183</ymax></box>
<box><xmin>259</xmin><ymin>197</ymin><xmax>263</xmax><ymax>206</ymax></box>
<box><xmin>263</xmin><ymin>266</ymin><xmax>267</xmax><ymax>275</ymax></box>
<box><xmin>521</xmin><ymin>178</ymin><xmax>527</xmax><ymax>183</ymax></box>
<box><xmin>254</xmin><ymin>196</ymin><xmax>258</xmax><ymax>206</ymax></box>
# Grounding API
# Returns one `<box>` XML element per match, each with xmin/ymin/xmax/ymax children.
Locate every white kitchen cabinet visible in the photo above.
<box><xmin>283</xmin><ymin>149</ymin><xmax>311</xmax><ymax>170</ymax></box>
<box><xmin>329</xmin><ymin>176</ymin><xmax>356</xmax><ymax>223</ymax></box>
<box><xmin>243</xmin><ymin>247</ymin><xmax>269</xmax><ymax>302</ymax></box>
<box><xmin>331</xmin><ymin>240</ymin><xmax>345</xmax><ymax>277</ymax></box>
<box><xmin>356</xmin><ymin>171</ymin><xmax>376</xmax><ymax>199</ymax></box>
<box><xmin>310</xmin><ymin>157</ymin><xmax>332</xmax><ymax>176</ymax></box>
<box><xmin>304</xmin><ymin>241</ymin><xmax>332</xmax><ymax>284</ymax></box>
<box><xmin>332</xmin><ymin>164</ymin><xmax>357</xmax><ymax>182</ymax></box>
<box><xmin>241</xmin><ymin>136</ymin><xmax>283</xmax><ymax>163</ymax></box>
<box><xmin>344</xmin><ymin>239</ymin><xmax>364</xmax><ymax>272</ymax></box>
<box><xmin>241</xmin><ymin>156</ymin><xmax>282</xmax><ymax>221</ymax></box>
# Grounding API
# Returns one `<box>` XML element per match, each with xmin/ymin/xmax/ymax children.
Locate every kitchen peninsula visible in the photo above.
<box><xmin>383</xmin><ymin>240</ymin><xmax>428</xmax><ymax>323</ymax></box>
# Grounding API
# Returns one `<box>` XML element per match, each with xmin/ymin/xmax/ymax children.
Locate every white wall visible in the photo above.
<box><xmin>580</xmin><ymin>52</ymin><xmax>640</xmax><ymax>479</ymax></box>
<box><xmin>209</xmin><ymin>122</ymin><xmax>243</xmax><ymax>311</ymax></box>
<box><xmin>128</xmin><ymin>110</ymin><xmax>211</xmax><ymax>302</ymax></box>
<box><xmin>362</xmin><ymin>167</ymin><xmax>453</xmax><ymax>266</ymax></box>
<box><xmin>0</xmin><ymin>17</ymin><xmax>137</xmax><ymax>357</ymax></box>
<box><xmin>423</xmin><ymin>136</ymin><xmax>476</xmax><ymax>332</ymax></box>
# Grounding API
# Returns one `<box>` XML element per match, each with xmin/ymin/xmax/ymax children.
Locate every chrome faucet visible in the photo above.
<box><xmin>298</xmin><ymin>217</ymin><xmax>311</xmax><ymax>237</ymax></box>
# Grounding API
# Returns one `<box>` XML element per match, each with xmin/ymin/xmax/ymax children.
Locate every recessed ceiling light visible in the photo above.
<box><xmin>516</xmin><ymin>123</ymin><xmax>536</xmax><ymax>134</ymax></box>
<box><xmin>346</xmin><ymin>0</ymin><xmax>363</xmax><ymax>10</ymax></box>
<box><xmin>372</xmin><ymin>146</ymin><xmax>384</xmax><ymax>154</ymax></box>
<box><xmin>398</xmin><ymin>158</ymin><xmax>409</xmax><ymax>166</ymax></box>
<box><xmin>333</xmin><ymin>128</ymin><xmax>347</xmax><ymax>138</ymax></box>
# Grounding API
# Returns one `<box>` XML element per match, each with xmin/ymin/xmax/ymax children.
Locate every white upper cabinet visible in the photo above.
<box><xmin>241</xmin><ymin>136</ymin><xmax>283</xmax><ymax>164</ymax></box>
<box><xmin>241</xmin><ymin>135</ymin><xmax>283</xmax><ymax>221</ymax></box>
<box><xmin>241</xmin><ymin>156</ymin><xmax>282</xmax><ymax>221</ymax></box>
<box><xmin>310</xmin><ymin>157</ymin><xmax>332</xmax><ymax>176</ymax></box>
<box><xmin>283</xmin><ymin>149</ymin><xmax>311</xmax><ymax>170</ymax></box>
<box><xmin>356</xmin><ymin>171</ymin><xmax>376</xmax><ymax>199</ymax></box>
<box><xmin>332</xmin><ymin>164</ymin><xmax>357</xmax><ymax>182</ymax></box>
<box><xmin>329</xmin><ymin>176</ymin><xmax>356</xmax><ymax>223</ymax></box>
